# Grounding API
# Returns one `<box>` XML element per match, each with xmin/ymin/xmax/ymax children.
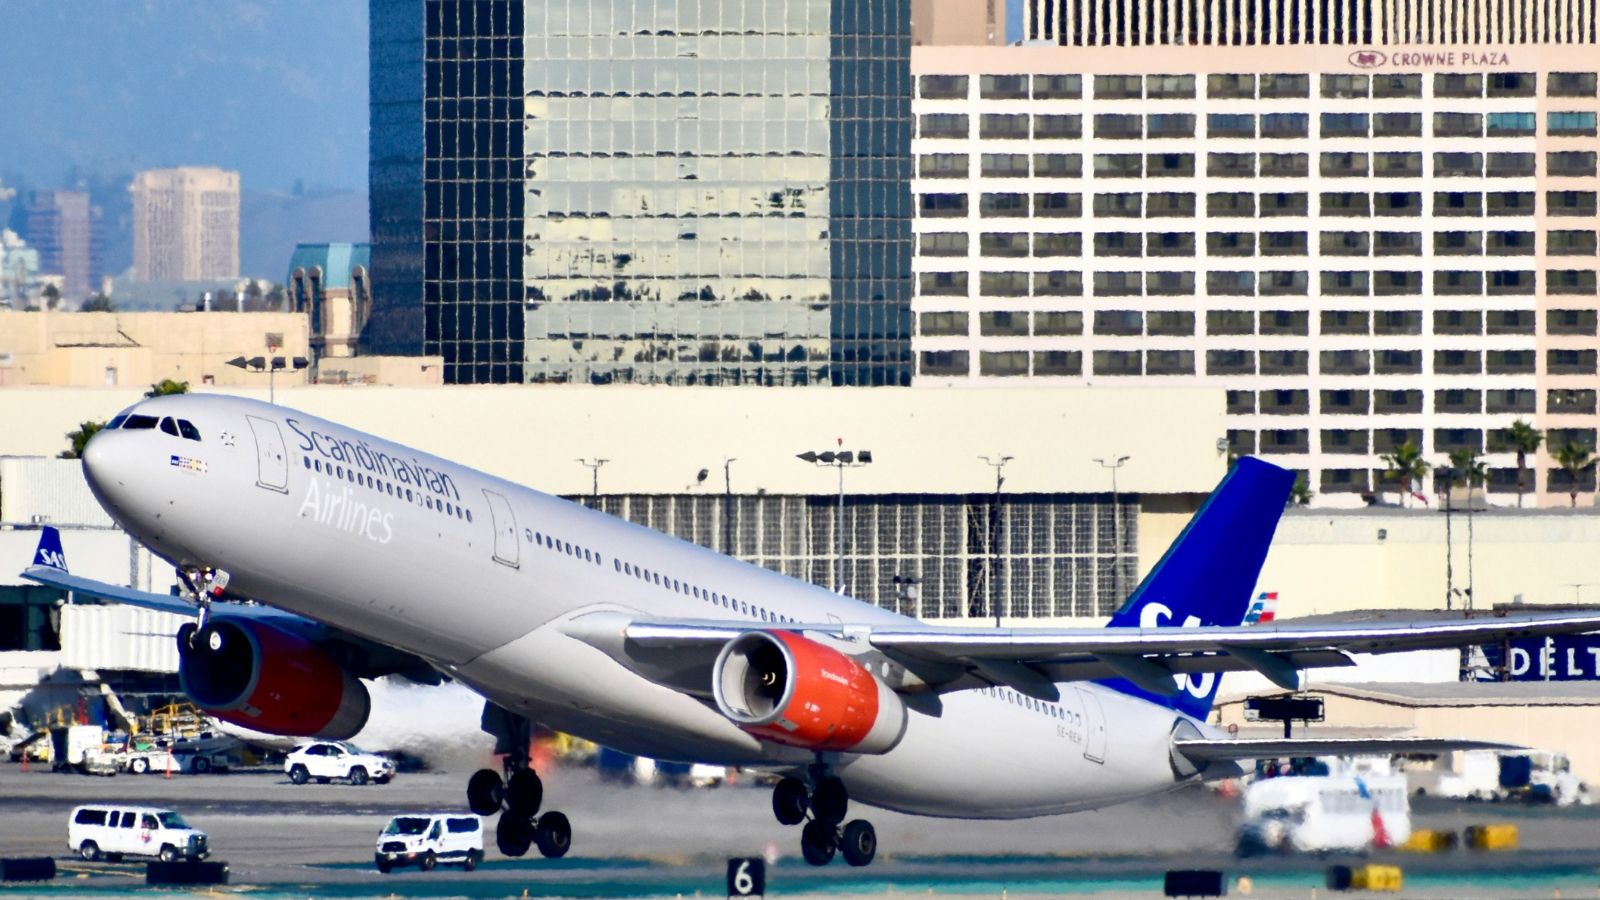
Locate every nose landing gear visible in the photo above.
<box><xmin>468</xmin><ymin>766</ymin><xmax>572</xmax><ymax>859</ymax></box>
<box><xmin>770</xmin><ymin>771</ymin><xmax>877</xmax><ymax>867</ymax></box>
<box><xmin>176</xmin><ymin>566</ymin><xmax>230</xmax><ymax>642</ymax></box>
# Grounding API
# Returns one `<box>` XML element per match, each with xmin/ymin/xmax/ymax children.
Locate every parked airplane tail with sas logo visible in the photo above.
<box><xmin>1101</xmin><ymin>458</ymin><xmax>1295</xmax><ymax>719</ymax></box>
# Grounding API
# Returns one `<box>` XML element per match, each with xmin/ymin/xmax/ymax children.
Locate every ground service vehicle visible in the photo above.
<box><xmin>68</xmin><ymin>805</ymin><xmax>209</xmax><ymax>862</ymax></box>
<box><xmin>285</xmin><ymin>740</ymin><xmax>394</xmax><ymax>785</ymax></box>
<box><xmin>375</xmin><ymin>814</ymin><xmax>483</xmax><ymax>872</ymax></box>
<box><xmin>30</xmin><ymin>394</ymin><xmax>1600</xmax><ymax>867</ymax></box>
<box><xmin>1236</xmin><ymin>774</ymin><xmax>1410</xmax><ymax>855</ymax></box>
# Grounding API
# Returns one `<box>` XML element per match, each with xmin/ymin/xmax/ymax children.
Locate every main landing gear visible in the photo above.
<box><xmin>468</xmin><ymin>766</ymin><xmax>572</xmax><ymax>859</ymax></box>
<box><xmin>771</xmin><ymin>769</ymin><xmax>876</xmax><ymax>867</ymax></box>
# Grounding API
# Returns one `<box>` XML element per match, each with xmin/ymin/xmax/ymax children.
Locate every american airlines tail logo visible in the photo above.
<box><xmin>1138</xmin><ymin>601</ymin><xmax>1216</xmax><ymax>699</ymax></box>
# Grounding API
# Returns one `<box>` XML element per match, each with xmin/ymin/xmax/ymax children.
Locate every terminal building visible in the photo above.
<box><xmin>908</xmin><ymin>0</ymin><xmax>1599</xmax><ymax>508</ymax></box>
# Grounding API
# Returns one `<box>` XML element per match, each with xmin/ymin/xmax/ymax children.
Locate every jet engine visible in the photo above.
<box><xmin>712</xmin><ymin>630</ymin><xmax>906</xmax><ymax>754</ymax></box>
<box><xmin>176</xmin><ymin>619</ymin><xmax>370</xmax><ymax>740</ymax></box>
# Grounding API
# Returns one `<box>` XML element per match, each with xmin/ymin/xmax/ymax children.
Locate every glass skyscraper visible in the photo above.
<box><xmin>369</xmin><ymin>0</ymin><xmax>913</xmax><ymax>385</ymax></box>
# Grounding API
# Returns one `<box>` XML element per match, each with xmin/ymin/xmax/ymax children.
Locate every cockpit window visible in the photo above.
<box><xmin>159</xmin><ymin>417</ymin><xmax>180</xmax><ymax>437</ymax></box>
<box><xmin>176</xmin><ymin>420</ymin><xmax>201</xmax><ymax>442</ymax></box>
<box><xmin>122</xmin><ymin>415</ymin><xmax>158</xmax><ymax>430</ymax></box>
<box><xmin>108</xmin><ymin>415</ymin><xmax>128</xmax><ymax>429</ymax></box>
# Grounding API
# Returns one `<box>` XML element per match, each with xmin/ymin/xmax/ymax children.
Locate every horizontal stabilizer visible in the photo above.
<box><xmin>1173</xmin><ymin>736</ymin><xmax>1519</xmax><ymax>763</ymax></box>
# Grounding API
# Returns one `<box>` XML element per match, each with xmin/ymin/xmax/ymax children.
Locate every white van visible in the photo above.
<box><xmin>1236</xmin><ymin>774</ymin><xmax>1410</xmax><ymax>856</ymax></box>
<box><xmin>374</xmin><ymin>814</ymin><xmax>482</xmax><ymax>873</ymax></box>
<box><xmin>68</xmin><ymin>805</ymin><xmax>209</xmax><ymax>862</ymax></box>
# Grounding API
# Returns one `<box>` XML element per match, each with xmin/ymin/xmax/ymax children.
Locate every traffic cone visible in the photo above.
<box><xmin>164</xmin><ymin>754</ymin><xmax>172</xmax><ymax>780</ymax></box>
<box><xmin>21</xmin><ymin>752</ymin><xmax>28</xmax><ymax>773</ymax></box>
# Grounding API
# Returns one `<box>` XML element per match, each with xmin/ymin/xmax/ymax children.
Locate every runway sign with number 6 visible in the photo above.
<box><xmin>726</xmin><ymin>857</ymin><xmax>765</xmax><ymax>897</ymax></box>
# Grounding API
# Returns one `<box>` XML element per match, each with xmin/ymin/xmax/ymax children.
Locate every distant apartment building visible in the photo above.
<box><xmin>913</xmin><ymin>0</ymin><xmax>1010</xmax><ymax>45</ymax></box>
<box><xmin>910</xmin><ymin>0</ymin><xmax>1599</xmax><ymax>506</ymax></box>
<box><xmin>23</xmin><ymin>190</ymin><xmax>97</xmax><ymax>301</ymax></box>
<box><xmin>130</xmin><ymin>168</ymin><xmax>240</xmax><ymax>281</ymax></box>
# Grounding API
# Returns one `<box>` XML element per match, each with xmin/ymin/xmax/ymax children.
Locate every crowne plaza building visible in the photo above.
<box><xmin>911</xmin><ymin>0</ymin><xmax>1598</xmax><ymax>506</ymax></box>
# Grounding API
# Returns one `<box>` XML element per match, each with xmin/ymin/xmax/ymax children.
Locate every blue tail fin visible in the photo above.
<box><xmin>32</xmin><ymin>526</ymin><xmax>68</xmax><ymax>571</ymax></box>
<box><xmin>1101</xmin><ymin>458</ymin><xmax>1294</xmax><ymax>719</ymax></box>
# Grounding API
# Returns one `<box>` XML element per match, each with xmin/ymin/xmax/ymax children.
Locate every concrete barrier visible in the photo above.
<box><xmin>145</xmin><ymin>861</ymin><xmax>229</xmax><ymax>885</ymax></box>
<box><xmin>1163</xmin><ymin>869</ymin><xmax>1227</xmax><ymax>897</ymax></box>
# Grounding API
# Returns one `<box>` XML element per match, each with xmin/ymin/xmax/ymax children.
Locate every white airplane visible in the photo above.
<box><xmin>23</xmin><ymin>394</ymin><xmax>1600</xmax><ymax>867</ymax></box>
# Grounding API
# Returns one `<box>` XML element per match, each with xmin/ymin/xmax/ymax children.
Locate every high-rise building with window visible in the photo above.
<box><xmin>911</xmin><ymin>0</ymin><xmax>1599</xmax><ymax>506</ymax></box>
<box><xmin>129</xmin><ymin>168</ymin><xmax>240</xmax><ymax>281</ymax></box>
<box><xmin>23</xmin><ymin>190</ymin><xmax>96</xmax><ymax>301</ymax></box>
<box><xmin>368</xmin><ymin>0</ymin><xmax>914</xmax><ymax>385</ymax></box>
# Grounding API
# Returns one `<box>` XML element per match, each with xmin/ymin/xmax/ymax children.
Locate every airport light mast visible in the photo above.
<box><xmin>797</xmin><ymin>442</ymin><xmax>872</xmax><ymax>592</ymax></box>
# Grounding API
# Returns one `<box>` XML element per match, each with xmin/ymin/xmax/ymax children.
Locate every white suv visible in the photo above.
<box><xmin>375</xmin><ymin>814</ymin><xmax>483</xmax><ymax>873</ymax></box>
<box><xmin>284</xmin><ymin>741</ymin><xmax>394</xmax><ymax>786</ymax></box>
<box><xmin>69</xmin><ymin>805</ymin><xmax>209</xmax><ymax>862</ymax></box>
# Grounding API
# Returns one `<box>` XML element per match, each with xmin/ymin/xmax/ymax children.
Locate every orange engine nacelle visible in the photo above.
<box><xmin>177</xmin><ymin>619</ymin><xmax>370</xmax><ymax>740</ymax></box>
<box><xmin>712</xmin><ymin>630</ymin><xmax>906</xmax><ymax>754</ymax></box>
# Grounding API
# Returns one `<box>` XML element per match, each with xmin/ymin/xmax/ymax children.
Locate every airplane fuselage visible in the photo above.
<box><xmin>84</xmin><ymin>394</ymin><xmax>1203</xmax><ymax>819</ymax></box>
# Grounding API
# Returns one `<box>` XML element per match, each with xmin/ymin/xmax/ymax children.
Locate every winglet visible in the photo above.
<box><xmin>32</xmin><ymin>526</ymin><xmax>68</xmax><ymax>571</ymax></box>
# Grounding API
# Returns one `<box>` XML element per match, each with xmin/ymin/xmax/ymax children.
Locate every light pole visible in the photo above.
<box><xmin>722</xmin><ymin>457</ymin><xmax>737</xmax><ymax>556</ymax></box>
<box><xmin>797</xmin><ymin>443</ymin><xmax>873</xmax><ymax>592</ymax></box>
<box><xmin>1095</xmin><ymin>455</ymin><xmax>1131</xmax><ymax>600</ymax></box>
<box><xmin>980</xmin><ymin>455</ymin><xmax>1013</xmax><ymax>627</ymax></box>
<box><xmin>226</xmin><ymin>355</ymin><xmax>308</xmax><ymax>405</ymax></box>
<box><xmin>577</xmin><ymin>458</ymin><xmax>608</xmax><ymax>500</ymax></box>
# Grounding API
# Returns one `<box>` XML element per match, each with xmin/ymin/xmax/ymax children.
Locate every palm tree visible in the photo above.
<box><xmin>1504</xmin><ymin>420</ymin><xmax>1543</xmax><ymax>508</ymax></box>
<box><xmin>1381</xmin><ymin>440</ymin><xmax>1430</xmax><ymax>508</ymax></box>
<box><xmin>1554</xmin><ymin>442</ymin><xmax>1596</xmax><ymax>508</ymax></box>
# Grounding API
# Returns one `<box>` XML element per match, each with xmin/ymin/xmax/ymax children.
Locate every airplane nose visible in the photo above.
<box><xmin>81</xmin><ymin>429</ymin><xmax>129</xmax><ymax>512</ymax></box>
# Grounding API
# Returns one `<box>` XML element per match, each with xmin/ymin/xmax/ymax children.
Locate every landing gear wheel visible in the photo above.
<box><xmin>840</xmin><ymin>819</ymin><xmax>877</xmax><ymax>867</ymax></box>
<box><xmin>420</xmin><ymin>850</ymin><xmax>437</xmax><ymax>871</ymax></box>
<box><xmin>496</xmin><ymin>814</ymin><xmax>533</xmax><ymax>858</ymax></box>
<box><xmin>468</xmin><ymin>769</ymin><xmax>505</xmax><ymax>815</ymax></box>
<box><xmin>811</xmin><ymin>776</ymin><xmax>849</xmax><ymax>825</ymax></box>
<box><xmin>800</xmin><ymin>819</ymin><xmax>837</xmax><ymax>866</ymax></box>
<box><xmin>533</xmin><ymin>811</ymin><xmax>572</xmax><ymax>858</ymax></box>
<box><xmin>506</xmin><ymin>768</ymin><xmax>544</xmax><ymax>816</ymax></box>
<box><xmin>772</xmin><ymin>777</ymin><xmax>809</xmax><ymax>825</ymax></box>
<box><xmin>288</xmin><ymin>764</ymin><xmax>309</xmax><ymax>785</ymax></box>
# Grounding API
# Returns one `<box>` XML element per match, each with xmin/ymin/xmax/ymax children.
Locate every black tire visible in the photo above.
<box><xmin>811</xmin><ymin>776</ymin><xmax>849</xmax><ymax>825</ymax></box>
<box><xmin>506</xmin><ymin>768</ymin><xmax>543</xmax><ymax>816</ymax></box>
<box><xmin>192</xmin><ymin>756</ymin><xmax>211</xmax><ymax>774</ymax></box>
<box><xmin>533</xmin><ymin>811</ymin><xmax>572</xmax><ymax>859</ymax></box>
<box><xmin>129</xmin><ymin>757</ymin><xmax>149</xmax><ymax>775</ymax></box>
<box><xmin>496</xmin><ymin>813</ymin><xmax>533</xmax><ymax>858</ymax></box>
<box><xmin>158</xmin><ymin>845</ymin><xmax>178</xmax><ymax>863</ymax></box>
<box><xmin>772</xmin><ymin>777</ymin><xmax>809</xmax><ymax>826</ymax></box>
<box><xmin>463</xmin><ymin>849</ymin><xmax>481</xmax><ymax>872</ymax></box>
<box><xmin>467</xmin><ymin>769</ymin><xmax>504</xmax><ymax>815</ymax></box>
<box><xmin>79</xmin><ymin>841</ymin><xmax>100</xmax><ymax>862</ymax></box>
<box><xmin>840</xmin><ymin>820</ymin><xmax>876</xmax><ymax>867</ymax></box>
<box><xmin>375</xmin><ymin>856</ymin><xmax>392</xmax><ymax>874</ymax></box>
<box><xmin>801</xmin><ymin>819</ymin><xmax>837</xmax><ymax>866</ymax></box>
<box><xmin>419</xmin><ymin>851</ymin><xmax>436</xmax><ymax>872</ymax></box>
<box><xmin>349</xmin><ymin>766</ymin><xmax>368</xmax><ymax>786</ymax></box>
<box><xmin>288</xmin><ymin>764</ymin><xmax>309</xmax><ymax>785</ymax></box>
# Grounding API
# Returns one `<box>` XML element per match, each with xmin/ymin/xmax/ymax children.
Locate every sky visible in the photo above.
<box><xmin>0</xmin><ymin>0</ymin><xmax>369</xmax><ymax>194</ymax></box>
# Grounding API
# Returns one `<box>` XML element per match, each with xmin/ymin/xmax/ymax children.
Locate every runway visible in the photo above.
<box><xmin>2</xmin><ymin>765</ymin><xmax>1598</xmax><ymax>897</ymax></box>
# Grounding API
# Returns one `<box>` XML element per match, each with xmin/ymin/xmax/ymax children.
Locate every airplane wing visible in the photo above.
<box><xmin>1172</xmin><ymin>736</ymin><xmax>1519</xmax><ymax>762</ymax></box>
<box><xmin>611</xmin><ymin>610</ymin><xmax>1600</xmax><ymax>699</ymax></box>
<box><xmin>20</xmin><ymin>527</ymin><xmax>437</xmax><ymax>682</ymax></box>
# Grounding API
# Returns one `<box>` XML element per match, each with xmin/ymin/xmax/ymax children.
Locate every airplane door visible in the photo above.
<box><xmin>1077</xmin><ymin>687</ymin><xmax>1107</xmax><ymax>764</ymax></box>
<box><xmin>482</xmin><ymin>490</ymin><xmax>519</xmax><ymax>568</ymax></box>
<box><xmin>245</xmin><ymin>415</ymin><xmax>289</xmax><ymax>493</ymax></box>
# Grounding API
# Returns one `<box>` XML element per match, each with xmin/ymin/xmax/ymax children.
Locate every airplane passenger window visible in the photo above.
<box><xmin>177</xmin><ymin>420</ymin><xmax>200</xmax><ymax>441</ymax></box>
<box><xmin>465</xmin><ymin>510</ymin><xmax>472</xmax><ymax>522</ymax></box>
<box><xmin>159</xmin><ymin>417</ymin><xmax>180</xmax><ymax>436</ymax></box>
<box><xmin>583</xmin><ymin>549</ymin><xmax>592</xmax><ymax>562</ymax></box>
<box><xmin>122</xmin><ymin>415</ymin><xmax>158</xmax><ymax>430</ymax></box>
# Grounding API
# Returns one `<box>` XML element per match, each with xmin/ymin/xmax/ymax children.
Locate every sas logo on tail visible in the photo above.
<box><xmin>1244</xmin><ymin>592</ymin><xmax>1278</xmax><ymax>625</ymax></box>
